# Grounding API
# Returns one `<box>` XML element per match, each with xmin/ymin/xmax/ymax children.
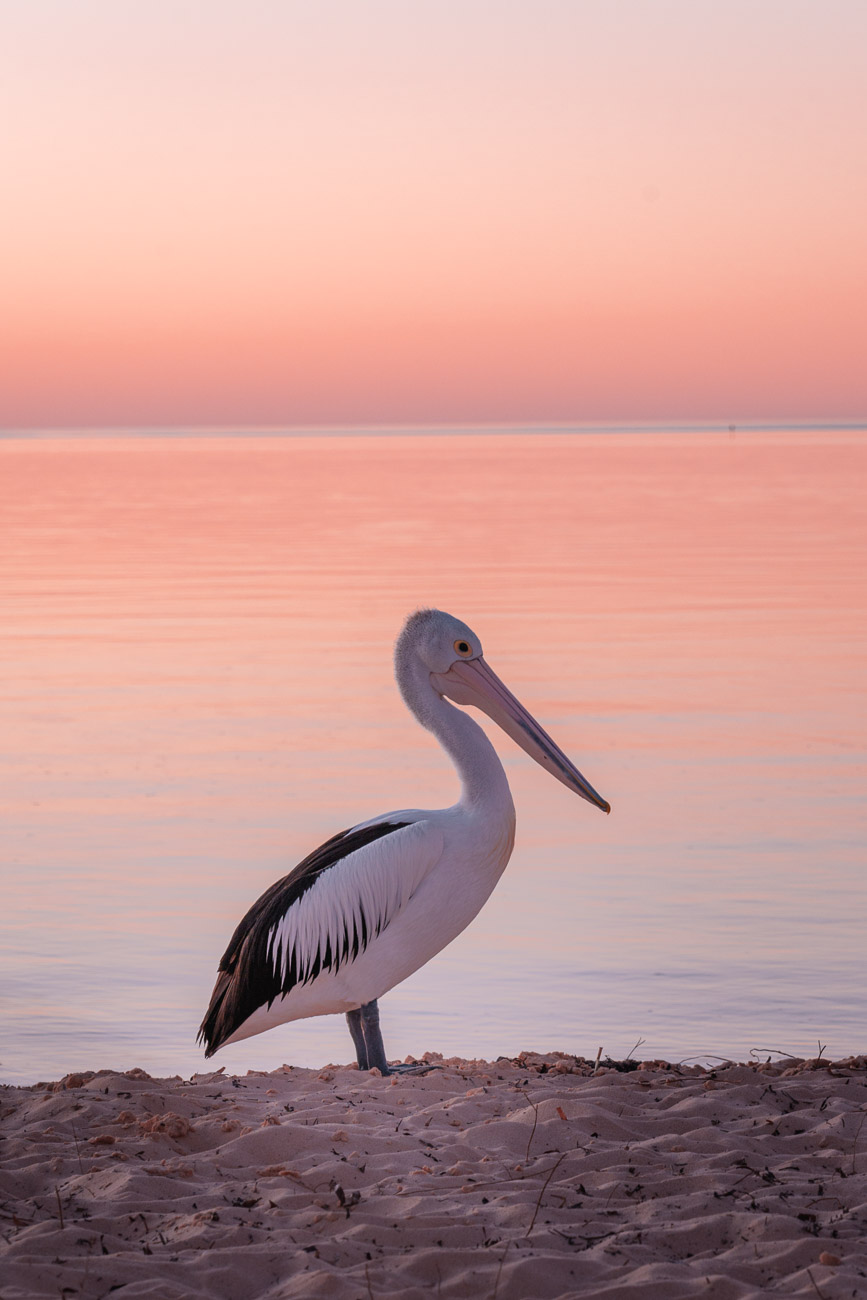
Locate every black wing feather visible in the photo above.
<box><xmin>198</xmin><ymin>820</ymin><xmax>409</xmax><ymax>1056</ymax></box>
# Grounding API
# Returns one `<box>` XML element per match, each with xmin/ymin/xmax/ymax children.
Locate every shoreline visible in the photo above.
<box><xmin>2</xmin><ymin>1051</ymin><xmax>866</xmax><ymax>1298</ymax></box>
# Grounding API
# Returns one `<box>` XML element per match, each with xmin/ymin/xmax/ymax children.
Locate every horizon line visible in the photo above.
<box><xmin>2</xmin><ymin>417</ymin><xmax>866</xmax><ymax>440</ymax></box>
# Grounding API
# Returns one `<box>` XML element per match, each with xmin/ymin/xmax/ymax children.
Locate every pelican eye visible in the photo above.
<box><xmin>454</xmin><ymin>639</ymin><xmax>473</xmax><ymax>657</ymax></box>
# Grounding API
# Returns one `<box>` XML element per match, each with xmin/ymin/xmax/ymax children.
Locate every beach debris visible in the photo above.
<box><xmin>137</xmin><ymin>1112</ymin><xmax>192</xmax><ymax>1139</ymax></box>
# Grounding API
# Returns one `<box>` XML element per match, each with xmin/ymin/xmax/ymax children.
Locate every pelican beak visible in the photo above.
<box><xmin>433</xmin><ymin>657</ymin><xmax>610</xmax><ymax>813</ymax></box>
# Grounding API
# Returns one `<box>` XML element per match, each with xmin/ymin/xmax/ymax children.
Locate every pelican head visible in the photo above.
<box><xmin>397</xmin><ymin>609</ymin><xmax>610</xmax><ymax>813</ymax></box>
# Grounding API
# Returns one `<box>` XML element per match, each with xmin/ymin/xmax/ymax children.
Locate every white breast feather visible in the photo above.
<box><xmin>267</xmin><ymin>820</ymin><xmax>443</xmax><ymax>986</ymax></box>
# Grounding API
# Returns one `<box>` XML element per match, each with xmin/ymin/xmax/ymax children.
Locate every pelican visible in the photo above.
<box><xmin>199</xmin><ymin>609</ymin><xmax>609</xmax><ymax>1074</ymax></box>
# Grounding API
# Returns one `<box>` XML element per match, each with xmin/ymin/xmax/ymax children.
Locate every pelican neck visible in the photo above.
<box><xmin>397</xmin><ymin>654</ymin><xmax>514</xmax><ymax>813</ymax></box>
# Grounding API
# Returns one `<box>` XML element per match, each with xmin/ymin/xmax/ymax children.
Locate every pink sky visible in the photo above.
<box><xmin>2</xmin><ymin>1</ymin><xmax>866</xmax><ymax>427</ymax></box>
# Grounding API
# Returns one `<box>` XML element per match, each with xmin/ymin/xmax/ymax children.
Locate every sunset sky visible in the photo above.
<box><xmin>2</xmin><ymin>0</ymin><xmax>866</xmax><ymax>428</ymax></box>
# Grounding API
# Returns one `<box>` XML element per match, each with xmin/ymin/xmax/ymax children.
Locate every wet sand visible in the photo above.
<box><xmin>2</xmin><ymin>1052</ymin><xmax>866</xmax><ymax>1298</ymax></box>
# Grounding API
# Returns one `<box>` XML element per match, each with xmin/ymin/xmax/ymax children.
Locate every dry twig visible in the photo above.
<box><xmin>527</xmin><ymin>1152</ymin><xmax>567</xmax><ymax>1235</ymax></box>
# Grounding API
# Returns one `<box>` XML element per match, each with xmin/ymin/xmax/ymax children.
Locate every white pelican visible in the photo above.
<box><xmin>199</xmin><ymin>609</ymin><xmax>609</xmax><ymax>1074</ymax></box>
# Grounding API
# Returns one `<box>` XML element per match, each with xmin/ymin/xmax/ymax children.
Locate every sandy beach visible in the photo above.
<box><xmin>2</xmin><ymin>1052</ymin><xmax>866</xmax><ymax>1298</ymax></box>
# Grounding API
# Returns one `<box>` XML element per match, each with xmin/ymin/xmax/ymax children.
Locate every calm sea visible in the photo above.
<box><xmin>2</xmin><ymin>428</ymin><xmax>864</xmax><ymax>1084</ymax></box>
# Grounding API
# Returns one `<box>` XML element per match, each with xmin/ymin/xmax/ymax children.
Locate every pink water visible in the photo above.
<box><xmin>2</xmin><ymin>429</ymin><xmax>864</xmax><ymax>1082</ymax></box>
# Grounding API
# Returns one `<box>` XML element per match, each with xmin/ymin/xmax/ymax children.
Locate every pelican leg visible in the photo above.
<box><xmin>347</xmin><ymin>1001</ymin><xmax>441</xmax><ymax>1076</ymax></box>
<box><xmin>358</xmin><ymin>999</ymin><xmax>391</xmax><ymax>1075</ymax></box>
<box><xmin>345</xmin><ymin>1007</ymin><xmax>370</xmax><ymax>1070</ymax></box>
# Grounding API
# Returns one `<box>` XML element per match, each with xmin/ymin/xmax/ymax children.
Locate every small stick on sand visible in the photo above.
<box><xmin>806</xmin><ymin>1266</ymin><xmax>830</xmax><ymax>1300</ymax></box>
<box><xmin>70</xmin><ymin>1121</ymin><xmax>84</xmax><ymax>1175</ymax></box>
<box><xmin>492</xmin><ymin>1240</ymin><xmax>511</xmax><ymax>1300</ymax></box>
<box><xmin>851</xmin><ymin>1111</ymin><xmax>866</xmax><ymax>1176</ymax></box>
<box><xmin>749</xmin><ymin>1047</ymin><xmax>799</xmax><ymax>1062</ymax></box>
<box><xmin>527</xmin><ymin>1152</ymin><xmax>567</xmax><ymax>1235</ymax></box>
<box><xmin>55</xmin><ymin>1187</ymin><xmax>64</xmax><ymax>1230</ymax></box>
<box><xmin>524</xmin><ymin>1097</ymin><xmax>539</xmax><ymax>1161</ymax></box>
<box><xmin>593</xmin><ymin>1046</ymin><xmax>603</xmax><ymax>1076</ymax></box>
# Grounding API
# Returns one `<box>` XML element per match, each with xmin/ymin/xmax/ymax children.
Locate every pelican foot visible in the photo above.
<box><xmin>346</xmin><ymin>1001</ymin><xmax>443</xmax><ymax>1076</ymax></box>
<box><xmin>385</xmin><ymin>1061</ymin><xmax>444</xmax><ymax>1076</ymax></box>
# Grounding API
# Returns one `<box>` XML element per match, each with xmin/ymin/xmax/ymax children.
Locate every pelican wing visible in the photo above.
<box><xmin>198</xmin><ymin>818</ymin><xmax>443</xmax><ymax>1055</ymax></box>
